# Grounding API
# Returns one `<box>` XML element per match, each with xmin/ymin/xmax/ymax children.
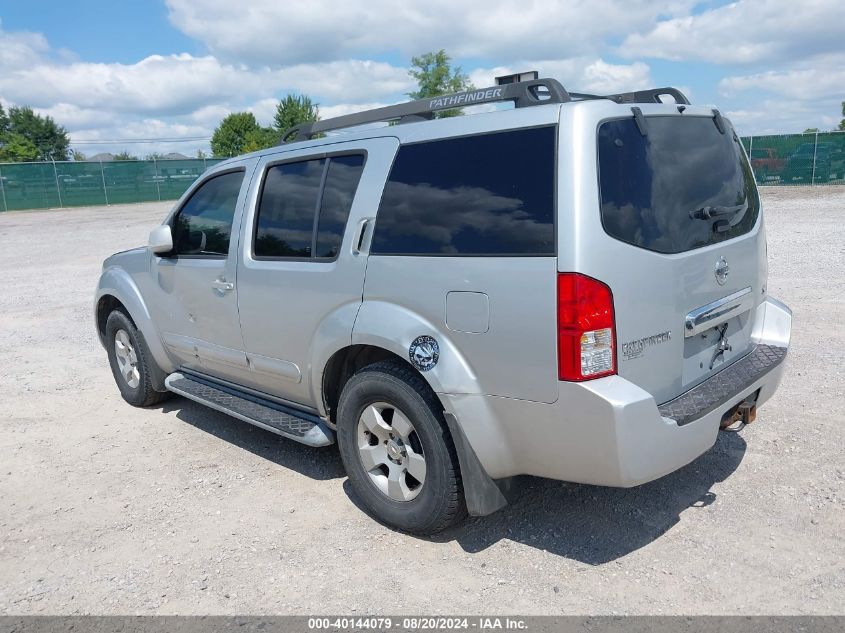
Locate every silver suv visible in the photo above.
<box><xmin>95</xmin><ymin>76</ymin><xmax>792</xmax><ymax>534</ymax></box>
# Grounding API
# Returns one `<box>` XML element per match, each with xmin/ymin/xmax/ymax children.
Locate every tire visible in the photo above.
<box><xmin>105</xmin><ymin>309</ymin><xmax>169</xmax><ymax>407</ymax></box>
<box><xmin>336</xmin><ymin>360</ymin><xmax>466</xmax><ymax>534</ymax></box>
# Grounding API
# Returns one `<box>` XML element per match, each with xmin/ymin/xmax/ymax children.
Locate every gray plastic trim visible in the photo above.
<box><xmin>658</xmin><ymin>344</ymin><xmax>787</xmax><ymax>426</ymax></box>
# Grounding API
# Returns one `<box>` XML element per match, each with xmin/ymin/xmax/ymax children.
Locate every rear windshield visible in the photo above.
<box><xmin>597</xmin><ymin>116</ymin><xmax>759</xmax><ymax>254</ymax></box>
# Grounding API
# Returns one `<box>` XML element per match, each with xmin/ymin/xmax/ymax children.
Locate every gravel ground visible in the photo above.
<box><xmin>0</xmin><ymin>187</ymin><xmax>843</xmax><ymax>615</ymax></box>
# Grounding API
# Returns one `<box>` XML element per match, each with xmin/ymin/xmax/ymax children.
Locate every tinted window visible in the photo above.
<box><xmin>173</xmin><ymin>170</ymin><xmax>244</xmax><ymax>256</ymax></box>
<box><xmin>598</xmin><ymin>116</ymin><xmax>759</xmax><ymax>254</ymax></box>
<box><xmin>255</xmin><ymin>159</ymin><xmax>325</xmax><ymax>258</ymax></box>
<box><xmin>371</xmin><ymin>127</ymin><xmax>556</xmax><ymax>255</ymax></box>
<box><xmin>316</xmin><ymin>155</ymin><xmax>366</xmax><ymax>258</ymax></box>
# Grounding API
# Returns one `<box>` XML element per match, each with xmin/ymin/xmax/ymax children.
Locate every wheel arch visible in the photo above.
<box><xmin>96</xmin><ymin>293</ymin><xmax>127</xmax><ymax>345</ymax></box>
<box><xmin>321</xmin><ymin>344</ymin><xmax>419</xmax><ymax>426</ymax></box>
<box><xmin>321</xmin><ymin>343</ymin><xmax>507</xmax><ymax>517</ymax></box>
<box><xmin>95</xmin><ymin>267</ymin><xmax>175</xmax><ymax>379</ymax></box>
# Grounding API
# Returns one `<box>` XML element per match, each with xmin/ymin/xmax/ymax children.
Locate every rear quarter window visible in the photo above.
<box><xmin>371</xmin><ymin>126</ymin><xmax>556</xmax><ymax>256</ymax></box>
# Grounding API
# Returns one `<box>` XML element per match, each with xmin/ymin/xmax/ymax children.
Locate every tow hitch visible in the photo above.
<box><xmin>720</xmin><ymin>392</ymin><xmax>759</xmax><ymax>431</ymax></box>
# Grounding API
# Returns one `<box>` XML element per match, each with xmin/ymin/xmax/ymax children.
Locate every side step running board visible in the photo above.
<box><xmin>165</xmin><ymin>372</ymin><xmax>334</xmax><ymax>447</ymax></box>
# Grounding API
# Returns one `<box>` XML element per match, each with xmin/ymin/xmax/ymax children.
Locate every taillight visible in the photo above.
<box><xmin>557</xmin><ymin>273</ymin><xmax>616</xmax><ymax>381</ymax></box>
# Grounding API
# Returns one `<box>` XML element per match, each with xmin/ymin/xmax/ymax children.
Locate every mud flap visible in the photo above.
<box><xmin>135</xmin><ymin>328</ymin><xmax>168</xmax><ymax>392</ymax></box>
<box><xmin>443</xmin><ymin>412</ymin><xmax>508</xmax><ymax>516</ymax></box>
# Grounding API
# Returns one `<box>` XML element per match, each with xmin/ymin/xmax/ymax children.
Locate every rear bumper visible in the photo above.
<box><xmin>658</xmin><ymin>343</ymin><xmax>786</xmax><ymax>426</ymax></box>
<box><xmin>442</xmin><ymin>296</ymin><xmax>791</xmax><ymax>488</ymax></box>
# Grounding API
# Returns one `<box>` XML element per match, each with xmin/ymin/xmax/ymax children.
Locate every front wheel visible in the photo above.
<box><xmin>337</xmin><ymin>361</ymin><xmax>466</xmax><ymax>534</ymax></box>
<box><xmin>105</xmin><ymin>310</ymin><xmax>169</xmax><ymax>407</ymax></box>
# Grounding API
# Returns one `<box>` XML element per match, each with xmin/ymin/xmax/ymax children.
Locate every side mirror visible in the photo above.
<box><xmin>148</xmin><ymin>225</ymin><xmax>173</xmax><ymax>255</ymax></box>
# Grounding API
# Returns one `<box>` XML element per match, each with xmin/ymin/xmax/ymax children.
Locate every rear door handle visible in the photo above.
<box><xmin>352</xmin><ymin>218</ymin><xmax>372</xmax><ymax>255</ymax></box>
<box><xmin>211</xmin><ymin>278</ymin><xmax>235</xmax><ymax>292</ymax></box>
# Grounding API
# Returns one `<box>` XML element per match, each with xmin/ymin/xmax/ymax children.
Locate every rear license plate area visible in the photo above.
<box><xmin>682</xmin><ymin>313</ymin><xmax>750</xmax><ymax>386</ymax></box>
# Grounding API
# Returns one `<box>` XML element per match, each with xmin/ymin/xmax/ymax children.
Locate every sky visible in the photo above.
<box><xmin>0</xmin><ymin>0</ymin><xmax>843</xmax><ymax>157</ymax></box>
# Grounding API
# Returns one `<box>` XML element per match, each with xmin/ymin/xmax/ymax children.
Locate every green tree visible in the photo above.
<box><xmin>273</xmin><ymin>94</ymin><xmax>320</xmax><ymax>136</ymax></box>
<box><xmin>196</xmin><ymin>149</ymin><xmax>207</xmax><ymax>159</ymax></box>
<box><xmin>145</xmin><ymin>152</ymin><xmax>166</xmax><ymax>160</ymax></box>
<box><xmin>211</xmin><ymin>112</ymin><xmax>261</xmax><ymax>157</ymax></box>
<box><xmin>407</xmin><ymin>50</ymin><xmax>473</xmax><ymax>118</ymax></box>
<box><xmin>803</xmin><ymin>128</ymin><xmax>819</xmax><ymax>134</ymax></box>
<box><xmin>242</xmin><ymin>126</ymin><xmax>280</xmax><ymax>153</ymax></box>
<box><xmin>113</xmin><ymin>151</ymin><xmax>138</xmax><ymax>161</ymax></box>
<box><xmin>0</xmin><ymin>133</ymin><xmax>39</xmax><ymax>162</ymax></box>
<box><xmin>7</xmin><ymin>106</ymin><xmax>70</xmax><ymax>160</ymax></box>
<box><xmin>0</xmin><ymin>103</ymin><xmax>9</xmax><ymax>138</ymax></box>
<box><xmin>72</xmin><ymin>149</ymin><xmax>87</xmax><ymax>161</ymax></box>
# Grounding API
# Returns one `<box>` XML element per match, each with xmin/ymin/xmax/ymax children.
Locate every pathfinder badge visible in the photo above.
<box><xmin>409</xmin><ymin>335</ymin><xmax>439</xmax><ymax>372</ymax></box>
<box><xmin>621</xmin><ymin>330</ymin><xmax>671</xmax><ymax>360</ymax></box>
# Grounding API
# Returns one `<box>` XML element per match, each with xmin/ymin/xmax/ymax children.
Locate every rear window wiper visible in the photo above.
<box><xmin>688</xmin><ymin>203</ymin><xmax>746</xmax><ymax>221</ymax></box>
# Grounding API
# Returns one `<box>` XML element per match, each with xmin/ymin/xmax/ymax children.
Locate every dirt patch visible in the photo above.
<box><xmin>0</xmin><ymin>191</ymin><xmax>843</xmax><ymax>614</ymax></box>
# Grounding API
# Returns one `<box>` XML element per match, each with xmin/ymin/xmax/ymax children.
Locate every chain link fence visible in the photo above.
<box><xmin>0</xmin><ymin>158</ymin><xmax>227</xmax><ymax>212</ymax></box>
<box><xmin>1</xmin><ymin>131</ymin><xmax>844</xmax><ymax>212</ymax></box>
<box><xmin>740</xmin><ymin>130</ymin><xmax>845</xmax><ymax>186</ymax></box>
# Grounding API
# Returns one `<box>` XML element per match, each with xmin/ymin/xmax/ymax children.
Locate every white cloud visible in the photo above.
<box><xmin>470</xmin><ymin>59</ymin><xmax>652</xmax><ymax>96</ymax></box>
<box><xmin>2</xmin><ymin>3</ymin><xmax>841</xmax><ymax>154</ymax></box>
<box><xmin>0</xmin><ymin>54</ymin><xmax>411</xmax><ymax>116</ymax></box>
<box><xmin>0</xmin><ymin>21</ymin><xmax>48</xmax><ymax>68</ymax></box>
<box><xmin>725</xmin><ymin>99</ymin><xmax>841</xmax><ymax>136</ymax></box>
<box><xmin>579</xmin><ymin>60</ymin><xmax>652</xmax><ymax>94</ymax></box>
<box><xmin>259</xmin><ymin>60</ymin><xmax>412</xmax><ymax>102</ymax></box>
<box><xmin>33</xmin><ymin>103</ymin><xmax>120</xmax><ymax>130</ymax></box>
<box><xmin>166</xmin><ymin>0</ymin><xmax>695</xmax><ymax>65</ymax></box>
<box><xmin>0</xmin><ymin>20</ymin><xmax>419</xmax><ymax>155</ymax></box>
<box><xmin>719</xmin><ymin>55</ymin><xmax>845</xmax><ymax>101</ymax></box>
<box><xmin>66</xmin><ymin>115</ymin><xmax>214</xmax><ymax>155</ymax></box>
<box><xmin>717</xmin><ymin>52</ymin><xmax>845</xmax><ymax>133</ymax></box>
<box><xmin>619</xmin><ymin>0</ymin><xmax>845</xmax><ymax>65</ymax></box>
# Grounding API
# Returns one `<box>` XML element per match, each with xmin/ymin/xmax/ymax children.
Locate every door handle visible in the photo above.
<box><xmin>352</xmin><ymin>218</ymin><xmax>372</xmax><ymax>255</ymax></box>
<box><xmin>211</xmin><ymin>278</ymin><xmax>235</xmax><ymax>292</ymax></box>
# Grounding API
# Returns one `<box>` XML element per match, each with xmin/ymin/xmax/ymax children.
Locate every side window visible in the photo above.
<box><xmin>316</xmin><ymin>155</ymin><xmax>366</xmax><ymax>258</ymax></box>
<box><xmin>173</xmin><ymin>170</ymin><xmax>244</xmax><ymax>256</ymax></box>
<box><xmin>371</xmin><ymin>127</ymin><xmax>556</xmax><ymax>256</ymax></box>
<box><xmin>254</xmin><ymin>154</ymin><xmax>365</xmax><ymax>259</ymax></box>
<box><xmin>255</xmin><ymin>159</ymin><xmax>324</xmax><ymax>258</ymax></box>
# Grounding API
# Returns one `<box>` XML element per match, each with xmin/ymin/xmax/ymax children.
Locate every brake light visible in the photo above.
<box><xmin>557</xmin><ymin>273</ymin><xmax>616</xmax><ymax>381</ymax></box>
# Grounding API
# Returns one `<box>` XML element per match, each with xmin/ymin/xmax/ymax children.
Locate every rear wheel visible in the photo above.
<box><xmin>105</xmin><ymin>310</ymin><xmax>169</xmax><ymax>407</ymax></box>
<box><xmin>337</xmin><ymin>361</ymin><xmax>465</xmax><ymax>534</ymax></box>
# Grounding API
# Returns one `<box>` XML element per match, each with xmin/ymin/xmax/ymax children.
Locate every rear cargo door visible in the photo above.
<box><xmin>588</xmin><ymin>113</ymin><xmax>765</xmax><ymax>404</ymax></box>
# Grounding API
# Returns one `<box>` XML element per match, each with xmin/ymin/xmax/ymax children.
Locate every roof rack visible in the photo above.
<box><xmin>282</xmin><ymin>78</ymin><xmax>571</xmax><ymax>142</ymax></box>
<box><xmin>570</xmin><ymin>87</ymin><xmax>690</xmax><ymax>105</ymax></box>
<box><xmin>280</xmin><ymin>78</ymin><xmax>690</xmax><ymax>143</ymax></box>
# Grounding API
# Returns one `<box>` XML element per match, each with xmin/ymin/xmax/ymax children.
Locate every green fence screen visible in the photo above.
<box><xmin>1</xmin><ymin>131</ymin><xmax>844</xmax><ymax>212</ymax></box>
<box><xmin>0</xmin><ymin>158</ymin><xmax>227</xmax><ymax>212</ymax></box>
<box><xmin>740</xmin><ymin>131</ymin><xmax>845</xmax><ymax>186</ymax></box>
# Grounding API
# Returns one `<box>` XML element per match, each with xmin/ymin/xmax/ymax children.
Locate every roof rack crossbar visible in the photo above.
<box><xmin>596</xmin><ymin>87</ymin><xmax>690</xmax><ymax>105</ymax></box>
<box><xmin>281</xmin><ymin>78</ymin><xmax>571</xmax><ymax>143</ymax></box>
